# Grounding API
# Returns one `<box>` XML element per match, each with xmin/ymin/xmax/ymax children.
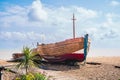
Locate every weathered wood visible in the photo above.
<box><xmin>37</xmin><ymin>37</ymin><xmax>84</xmax><ymax>56</ymax></box>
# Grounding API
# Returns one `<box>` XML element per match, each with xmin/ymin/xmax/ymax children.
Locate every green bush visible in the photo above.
<box><xmin>34</xmin><ymin>73</ymin><xmax>47</xmax><ymax>80</ymax></box>
<box><xmin>15</xmin><ymin>72</ymin><xmax>48</xmax><ymax>80</ymax></box>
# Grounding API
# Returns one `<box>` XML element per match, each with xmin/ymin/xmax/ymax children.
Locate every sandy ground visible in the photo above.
<box><xmin>0</xmin><ymin>57</ymin><xmax>120</xmax><ymax>80</ymax></box>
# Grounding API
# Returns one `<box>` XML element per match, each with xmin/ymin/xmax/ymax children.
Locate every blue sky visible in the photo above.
<box><xmin>0</xmin><ymin>0</ymin><xmax>120</xmax><ymax>51</ymax></box>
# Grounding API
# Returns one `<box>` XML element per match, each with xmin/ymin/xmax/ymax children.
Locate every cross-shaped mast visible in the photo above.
<box><xmin>72</xmin><ymin>13</ymin><xmax>76</xmax><ymax>39</ymax></box>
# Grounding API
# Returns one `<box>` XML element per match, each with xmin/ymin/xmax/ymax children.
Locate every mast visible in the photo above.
<box><xmin>72</xmin><ymin>13</ymin><xmax>76</xmax><ymax>39</ymax></box>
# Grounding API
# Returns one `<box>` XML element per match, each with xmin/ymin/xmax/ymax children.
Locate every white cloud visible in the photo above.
<box><xmin>0</xmin><ymin>32</ymin><xmax>46</xmax><ymax>41</ymax></box>
<box><xmin>0</xmin><ymin>0</ymin><xmax>98</xmax><ymax>28</ymax></box>
<box><xmin>103</xmin><ymin>29</ymin><xmax>118</xmax><ymax>39</ymax></box>
<box><xmin>0</xmin><ymin>0</ymin><xmax>48</xmax><ymax>28</ymax></box>
<box><xmin>84</xmin><ymin>27</ymin><xmax>119</xmax><ymax>41</ymax></box>
<box><xmin>102</xmin><ymin>13</ymin><xmax>114</xmax><ymax>28</ymax></box>
<box><xmin>101</xmin><ymin>13</ymin><xmax>120</xmax><ymax>30</ymax></box>
<box><xmin>83</xmin><ymin>12</ymin><xmax>120</xmax><ymax>40</ymax></box>
<box><xmin>28</xmin><ymin>0</ymin><xmax>48</xmax><ymax>21</ymax></box>
<box><xmin>0</xmin><ymin>5</ymin><xmax>28</xmax><ymax>28</ymax></box>
<box><xmin>110</xmin><ymin>1</ymin><xmax>120</xmax><ymax>6</ymax></box>
<box><xmin>0</xmin><ymin>0</ymin><xmax>120</xmax><ymax>49</ymax></box>
<box><xmin>76</xmin><ymin>7</ymin><xmax>97</xmax><ymax>19</ymax></box>
<box><xmin>1</xmin><ymin>2</ymin><xmax>119</xmax><ymax>41</ymax></box>
<box><xmin>6</xmin><ymin>5</ymin><xmax>27</xmax><ymax>15</ymax></box>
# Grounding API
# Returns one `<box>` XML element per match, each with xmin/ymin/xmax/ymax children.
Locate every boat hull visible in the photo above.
<box><xmin>37</xmin><ymin>37</ymin><xmax>84</xmax><ymax>56</ymax></box>
<box><xmin>42</xmin><ymin>53</ymin><xmax>84</xmax><ymax>63</ymax></box>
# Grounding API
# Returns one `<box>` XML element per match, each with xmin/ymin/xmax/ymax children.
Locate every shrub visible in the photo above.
<box><xmin>15</xmin><ymin>46</ymin><xmax>48</xmax><ymax>80</ymax></box>
<box><xmin>16</xmin><ymin>46</ymin><xmax>42</xmax><ymax>74</ymax></box>
<box><xmin>15</xmin><ymin>72</ymin><xmax>48</xmax><ymax>80</ymax></box>
<box><xmin>34</xmin><ymin>73</ymin><xmax>47</xmax><ymax>80</ymax></box>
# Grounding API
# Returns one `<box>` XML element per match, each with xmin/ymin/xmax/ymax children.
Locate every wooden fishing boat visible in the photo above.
<box><xmin>12</xmin><ymin>53</ymin><xmax>24</xmax><ymax>59</ymax></box>
<box><xmin>36</xmin><ymin>34</ymin><xmax>90</xmax><ymax>64</ymax></box>
<box><xmin>36</xmin><ymin>37</ymin><xmax>84</xmax><ymax>56</ymax></box>
<box><xmin>12</xmin><ymin>14</ymin><xmax>90</xmax><ymax>65</ymax></box>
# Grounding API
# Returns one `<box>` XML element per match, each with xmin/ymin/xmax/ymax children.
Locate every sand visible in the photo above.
<box><xmin>0</xmin><ymin>57</ymin><xmax>120</xmax><ymax>80</ymax></box>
